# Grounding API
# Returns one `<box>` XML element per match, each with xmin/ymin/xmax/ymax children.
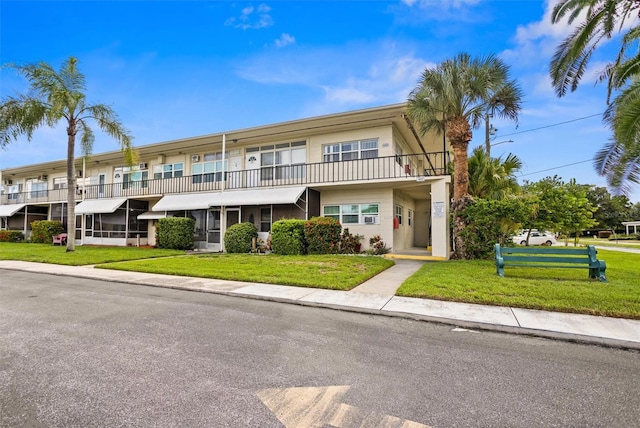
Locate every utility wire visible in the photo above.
<box><xmin>519</xmin><ymin>159</ymin><xmax>593</xmax><ymax>177</ymax></box>
<box><xmin>494</xmin><ymin>113</ymin><xmax>604</xmax><ymax>139</ymax></box>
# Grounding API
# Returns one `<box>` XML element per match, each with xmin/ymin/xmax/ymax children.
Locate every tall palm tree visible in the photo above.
<box><xmin>550</xmin><ymin>0</ymin><xmax>640</xmax><ymax>194</ymax></box>
<box><xmin>407</xmin><ymin>53</ymin><xmax>522</xmax><ymax>259</ymax></box>
<box><xmin>467</xmin><ymin>146</ymin><xmax>522</xmax><ymax>200</ymax></box>
<box><xmin>1</xmin><ymin>57</ymin><xmax>136</xmax><ymax>251</ymax></box>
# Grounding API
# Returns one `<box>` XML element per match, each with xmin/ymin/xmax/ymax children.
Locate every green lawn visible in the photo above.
<box><xmin>0</xmin><ymin>242</ymin><xmax>184</xmax><ymax>265</ymax></box>
<box><xmin>577</xmin><ymin>238</ymin><xmax>640</xmax><ymax>249</ymax></box>
<box><xmin>97</xmin><ymin>254</ymin><xmax>395</xmax><ymax>290</ymax></box>
<box><xmin>397</xmin><ymin>249</ymin><xmax>640</xmax><ymax>319</ymax></box>
<box><xmin>2</xmin><ymin>242</ymin><xmax>638</xmax><ymax>318</ymax></box>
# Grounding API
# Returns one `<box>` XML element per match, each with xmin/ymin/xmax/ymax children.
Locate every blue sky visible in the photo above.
<box><xmin>1</xmin><ymin>0</ymin><xmax>638</xmax><ymax>203</ymax></box>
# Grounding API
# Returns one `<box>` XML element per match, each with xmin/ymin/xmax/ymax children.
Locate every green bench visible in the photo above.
<box><xmin>495</xmin><ymin>244</ymin><xmax>607</xmax><ymax>282</ymax></box>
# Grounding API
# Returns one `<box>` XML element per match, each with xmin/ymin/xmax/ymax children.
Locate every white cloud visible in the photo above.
<box><xmin>226</xmin><ymin>3</ymin><xmax>274</xmax><ymax>30</ymax></box>
<box><xmin>235</xmin><ymin>41</ymin><xmax>431</xmax><ymax>109</ymax></box>
<box><xmin>274</xmin><ymin>33</ymin><xmax>295</xmax><ymax>48</ymax></box>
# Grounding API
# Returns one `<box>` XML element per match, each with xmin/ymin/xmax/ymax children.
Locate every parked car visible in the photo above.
<box><xmin>512</xmin><ymin>230</ymin><xmax>557</xmax><ymax>246</ymax></box>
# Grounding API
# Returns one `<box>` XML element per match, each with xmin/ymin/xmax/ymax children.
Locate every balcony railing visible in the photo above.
<box><xmin>1</xmin><ymin>152</ymin><xmax>449</xmax><ymax>205</ymax></box>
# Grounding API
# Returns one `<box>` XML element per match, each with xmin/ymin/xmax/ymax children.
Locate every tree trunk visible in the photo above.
<box><xmin>447</xmin><ymin>116</ymin><xmax>473</xmax><ymax>259</ymax></box>
<box><xmin>66</xmin><ymin>121</ymin><xmax>77</xmax><ymax>252</ymax></box>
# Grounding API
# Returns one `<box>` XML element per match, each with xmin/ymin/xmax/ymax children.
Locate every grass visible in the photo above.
<box><xmin>577</xmin><ymin>238</ymin><xmax>640</xmax><ymax>249</ymax></box>
<box><xmin>2</xmin><ymin>242</ymin><xmax>638</xmax><ymax>318</ymax></box>
<box><xmin>97</xmin><ymin>254</ymin><xmax>395</xmax><ymax>290</ymax></box>
<box><xmin>0</xmin><ymin>242</ymin><xmax>184</xmax><ymax>265</ymax></box>
<box><xmin>397</xmin><ymin>249</ymin><xmax>640</xmax><ymax>320</ymax></box>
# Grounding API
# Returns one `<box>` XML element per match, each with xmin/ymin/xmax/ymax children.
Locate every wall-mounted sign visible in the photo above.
<box><xmin>432</xmin><ymin>201</ymin><xmax>445</xmax><ymax>218</ymax></box>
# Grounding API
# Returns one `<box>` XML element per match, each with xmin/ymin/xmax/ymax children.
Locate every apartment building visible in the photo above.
<box><xmin>0</xmin><ymin>103</ymin><xmax>452</xmax><ymax>258</ymax></box>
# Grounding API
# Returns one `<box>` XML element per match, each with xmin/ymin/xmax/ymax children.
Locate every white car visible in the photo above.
<box><xmin>512</xmin><ymin>230</ymin><xmax>557</xmax><ymax>246</ymax></box>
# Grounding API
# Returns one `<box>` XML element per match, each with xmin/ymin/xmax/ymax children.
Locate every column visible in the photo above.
<box><xmin>430</xmin><ymin>177</ymin><xmax>450</xmax><ymax>259</ymax></box>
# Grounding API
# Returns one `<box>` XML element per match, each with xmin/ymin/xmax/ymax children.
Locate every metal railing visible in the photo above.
<box><xmin>1</xmin><ymin>152</ymin><xmax>449</xmax><ymax>204</ymax></box>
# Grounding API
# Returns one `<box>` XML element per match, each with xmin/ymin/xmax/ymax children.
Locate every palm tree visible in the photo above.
<box><xmin>407</xmin><ymin>53</ymin><xmax>522</xmax><ymax>259</ymax></box>
<box><xmin>550</xmin><ymin>0</ymin><xmax>640</xmax><ymax>194</ymax></box>
<box><xmin>1</xmin><ymin>57</ymin><xmax>135</xmax><ymax>251</ymax></box>
<box><xmin>467</xmin><ymin>146</ymin><xmax>522</xmax><ymax>200</ymax></box>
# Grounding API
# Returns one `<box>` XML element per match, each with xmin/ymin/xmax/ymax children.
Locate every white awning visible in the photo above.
<box><xmin>137</xmin><ymin>211</ymin><xmax>167</xmax><ymax>220</ymax></box>
<box><xmin>0</xmin><ymin>204</ymin><xmax>26</xmax><ymax>217</ymax></box>
<box><xmin>75</xmin><ymin>198</ymin><xmax>127</xmax><ymax>214</ymax></box>
<box><xmin>212</xmin><ymin>186</ymin><xmax>306</xmax><ymax>206</ymax></box>
<box><xmin>151</xmin><ymin>192</ymin><xmax>220</xmax><ymax>211</ymax></box>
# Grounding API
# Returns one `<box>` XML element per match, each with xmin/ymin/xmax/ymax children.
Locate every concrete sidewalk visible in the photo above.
<box><xmin>1</xmin><ymin>259</ymin><xmax>639</xmax><ymax>350</ymax></box>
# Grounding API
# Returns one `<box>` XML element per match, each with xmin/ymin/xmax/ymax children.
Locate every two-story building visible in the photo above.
<box><xmin>0</xmin><ymin>103</ymin><xmax>452</xmax><ymax>258</ymax></box>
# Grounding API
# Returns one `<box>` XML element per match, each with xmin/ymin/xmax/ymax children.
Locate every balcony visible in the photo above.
<box><xmin>1</xmin><ymin>152</ymin><xmax>449</xmax><ymax>205</ymax></box>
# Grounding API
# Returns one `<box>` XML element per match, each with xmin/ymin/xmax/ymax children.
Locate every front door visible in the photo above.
<box><xmin>207</xmin><ymin>209</ymin><xmax>221</xmax><ymax>251</ymax></box>
<box><xmin>226</xmin><ymin>208</ymin><xmax>240</xmax><ymax>229</ymax></box>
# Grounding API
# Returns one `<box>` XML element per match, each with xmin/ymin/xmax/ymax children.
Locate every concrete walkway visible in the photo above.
<box><xmin>1</xmin><ymin>259</ymin><xmax>639</xmax><ymax>350</ymax></box>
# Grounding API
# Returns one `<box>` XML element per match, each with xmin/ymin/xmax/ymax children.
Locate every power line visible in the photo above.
<box><xmin>495</xmin><ymin>113</ymin><xmax>604</xmax><ymax>139</ymax></box>
<box><xmin>519</xmin><ymin>159</ymin><xmax>593</xmax><ymax>177</ymax></box>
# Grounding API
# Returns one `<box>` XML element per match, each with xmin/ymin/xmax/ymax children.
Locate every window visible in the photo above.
<box><xmin>7</xmin><ymin>184</ymin><xmax>22</xmax><ymax>200</ymax></box>
<box><xmin>322</xmin><ymin>138</ymin><xmax>378</xmax><ymax>162</ymax></box>
<box><xmin>29</xmin><ymin>180</ymin><xmax>47</xmax><ymax>198</ymax></box>
<box><xmin>323</xmin><ymin>203</ymin><xmax>380</xmax><ymax>225</ymax></box>
<box><xmin>153</xmin><ymin>163</ymin><xmax>183</xmax><ymax>179</ymax></box>
<box><xmin>254</xmin><ymin>141</ymin><xmax>306</xmax><ymax>181</ymax></box>
<box><xmin>395</xmin><ymin>144</ymin><xmax>404</xmax><ymax>166</ymax></box>
<box><xmin>192</xmin><ymin>152</ymin><xmax>227</xmax><ymax>183</ymax></box>
<box><xmin>408</xmin><ymin>209</ymin><xmax>413</xmax><ymax>227</ymax></box>
<box><xmin>395</xmin><ymin>205</ymin><xmax>403</xmax><ymax>225</ymax></box>
<box><xmin>53</xmin><ymin>178</ymin><xmax>67</xmax><ymax>190</ymax></box>
<box><xmin>116</xmin><ymin>165</ymin><xmax>149</xmax><ymax>190</ymax></box>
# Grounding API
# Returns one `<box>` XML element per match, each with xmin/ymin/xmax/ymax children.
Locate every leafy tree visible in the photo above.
<box><xmin>629</xmin><ymin>202</ymin><xmax>640</xmax><ymax>220</ymax></box>
<box><xmin>523</xmin><ymin>176</ymin><xmax>597</xmax><ymax>245</ymax></box>
<box><xmin>550</xmin><ymin>0</ymin><xmax>640</xmax><ymax>195</ymax></box>
<box><xmin>1</xmin><ymin>57</ymin><xmax>135</xmax><ymax>251</ymax></box>
<box><xmin>467</xmin><ymin>146</ymin><xmax>522</xmax><ymax>200</ymax></box>
<box><xmin>459</xmin><ymin>196</ymin><xmax>535</xmax><ymax>259</ymax></box>
<box><xmin>407</xmin><ymin>53</ymin><xmax>522</xmax><ymax>259</ymax></box>
<box><xmin>585</xmin><ymin>185</ymin><xmax>633</xmax><ymax>229</ymax></box>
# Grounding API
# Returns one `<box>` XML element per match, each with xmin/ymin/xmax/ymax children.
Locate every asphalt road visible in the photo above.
<box><xmin>1</xmin><ymin>270</ymin><xmax>639</xmax><ymax>427</ymax></box>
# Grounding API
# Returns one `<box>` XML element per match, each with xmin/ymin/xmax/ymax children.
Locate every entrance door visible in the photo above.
<box><xmin>245</xmin><ymin>152</ymin><xmax>260</xmax><ymax>187</ymax></box>
<box><xmin>226</xmin><ymin>208</ymin><xmax>240</xmax><ymax>229</ymax></box>
<box><xmin>207</xmin><ymin>209</ymin><xmax>221</xmax><ymax>251</ymax></box>
<box><xmin>85</xmin><ymin>214</ymin><xmax>93</xmax><ymax>238</ymax></box>
<box><xmin>98</xmin><ymin>174</ymin><xmax>106</xmax><ymax>198</ymax></box>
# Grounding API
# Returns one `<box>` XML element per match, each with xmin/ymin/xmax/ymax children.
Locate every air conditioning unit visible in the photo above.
<box><xmin>191</xmin><ymin>155</ymin><xmax>200</xmax><ymax>162</ymax></box>
<box><xmin>139</xmin><ymin>162</ymin><xmax>148</xmax><ymax>169</ymax></box>
<box><xmin>364</xmin><ymin>216</ymin><xmax>376</xmax><ymax>224</ymax></box>
<box><xmin>3</xmin><ymin>179</ymin><xmax>12</xmax><ymax>185</ymax></box>
<box><xmin>40</xmin><ymin>175</ymin><xmax>48</xmax><ymax>181</ymax></box>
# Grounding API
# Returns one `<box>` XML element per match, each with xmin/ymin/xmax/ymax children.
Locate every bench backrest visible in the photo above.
<box><xmin>495</xmin><ymin>244</ymin><xmax>599</xmax><ymax>265</ymax></box>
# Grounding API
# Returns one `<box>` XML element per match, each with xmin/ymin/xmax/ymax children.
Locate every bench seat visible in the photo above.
<box><xmin>495</xmin><ymin>244</ymin><xmax>606</xmax><ymax>282</ymax></box>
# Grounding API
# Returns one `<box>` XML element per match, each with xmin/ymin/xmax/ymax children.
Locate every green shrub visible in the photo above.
<box><xmin>30</xmin><ymin>220</ymin><xmax>64</xmax><ymax>244</ymax></box>
<box><xmin>367</xmin><ymin>234</ymin><xmax>391</xmax><ymax>255</ymax></box>
<box><xmin>304</xmin><ymin>216</ymin><xmax>341</xmax><ymax>254</ymax></box>
<box><xmin>271</xmin><ymin>219</ymin><xmax>307</xmax><ymax>255</ymax></box>
<box><xmin>224</xmin><ymin>222</ymin><xmax>258</xmax><ymax>253</ymax></box>
<box><xmin>156</xmin><ymin>217</ymin><xmax>195</xmax><ymax>250</ymax></box>
<box><xmin>340</xmin><ymin>228</ymin><xmax>363</xmax><ymax>254</ymax></box>
<box><xmin>0</xmin><ymin>230</ymin><xmax>24</xmax><ymax>242</ymax></box>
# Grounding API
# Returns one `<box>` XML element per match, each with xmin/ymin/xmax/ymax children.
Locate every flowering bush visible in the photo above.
<box><xmin>304</xmin><ymin>216</ymin><xmax>341</xmax><ymax>254</ymax></box>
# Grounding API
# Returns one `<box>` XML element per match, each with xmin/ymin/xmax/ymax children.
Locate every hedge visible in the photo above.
<box><xmin>0</xmin><ymin>230</ymin><xmax>24</xmax><ymax>242</ymax></box>
<box><xmin>30</xmin><ymin>220</ymin><xmax>65</xmax><ymax>244</ymax></box>
<box><xmin>156</xmin><ymin>217</ymin><xmax>195</xmax><ymax>250</ymax></box>
<box><xmin>304</xmin><ymin>216</ymin><xmax>342</xmax><ymax>254</ymax></box>
<box><xmin>224</xmin><ymin>222</ymin><xmax>258</xmax><ymax>253</ymax></box>
<box><xmin>271</xmin><ymin>219</ymin><xmax>307</xmax><ymax>255</ymax></box>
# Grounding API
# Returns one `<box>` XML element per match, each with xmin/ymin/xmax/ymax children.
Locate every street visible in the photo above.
<box><xmin>1</xmin><ymin>270</ymin><xmax>639</xmax><ymax>427</ymax></box>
